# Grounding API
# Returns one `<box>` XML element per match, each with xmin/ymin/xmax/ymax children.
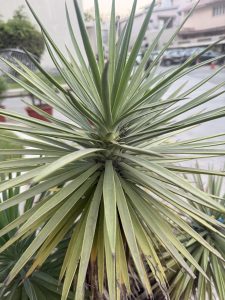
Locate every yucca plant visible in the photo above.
<box><xmin>0</xmin><ymin>173</ymin><xmax>72</xmax><ymax>300</ymax></box>
<box><xmin>0</xmin><ymin>0</ymin><xmax>225</xmax><ymax>299</ymax></box>
<box><xmin>162</xmin><ymin>173</ymin><xmax>225</xmax><ymax>300</ymax></box>
<box><xmin>0</xmin><ymin>130</ymin><xmax>25</xmax><ymax>161</ymax></box>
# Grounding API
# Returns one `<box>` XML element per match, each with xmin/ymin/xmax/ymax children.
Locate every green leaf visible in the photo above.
<box><xmin>101</xmin><ymin>62</ymin><xmax>112</xmax><ymax>126</ymax></box>
<box><xmin>103</xmin><ymin>161</ymin><xmax>117</xmax><ymax>254</ymax></box>
<box><xmin>33</xmin><ymin>149</ymin><xmax>102</xmax><ymax>183</ymax></box>
<box><xmin>5</xmin><ymin>174</ymin><xmax>98</xmax><ymax>286</ymax></box>
<box><xmin>108</xmin><ymin>0</ymin><xmax>116</xmax><ymax>93</ymax></box>
<box><xmin>115</xmin><ymin>174</ymin><xmax>152</xmax><ymax>295</ymax></box>
<box><xmin>94</xmin><ymin>0</ymin><xmax>104</xmax><ymax>72</ymax></box>
<box><xmin>73</xmin><ymin>0</ymin><xmax>101</xmax><ymax>94</ymax></box>
<box><xmin>111</xmin><ymin>0</ymin><xmax>137</xmax><ymax>110</ymax></box>
<box><xmin>75</xmin><ymin>176</ymin><xmax>103</xmax><ymax>299</ymax></box>
<box><xmin>120</xmin><ymin>154</ymin><xmax>225</xmax><ymax>212</ymax></box>
<box><xmin>104</xmin><ymin>217</ymin><xmax>116</xmax><ymax>300</ymax></box>
<box><xmin>112</xmin><ymin>0</ymin><xmax>155</xmax><ymax>117</ymax></box>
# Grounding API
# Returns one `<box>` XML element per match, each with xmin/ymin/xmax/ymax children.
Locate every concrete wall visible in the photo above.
<box><xmin>145</xmin><ymin>28</ymin><xmax>177</xmax><ymax>48</ymax></box>
<box><xmin>119</xmin><ymin>13</ymin><xmax>146</xmax><ymax>47</ymax></box>
<box><xmin>86</xmin><ymin>22</ymin><xmax>109</xmax><ymax>57</ymax></box>
<box><xmin>86</xmin><ymin>23</ymin><xmax>97</xmax><ymax>54</ymax></box>
<box><xmin>183</xmin><ymin>2</ymin><xmax>225</xmax><ymax>31</ymax></box>
<box><xmin>0</xmin><ymin>0</ymin><xmax>83</xmax><ymax>70</ymax></box>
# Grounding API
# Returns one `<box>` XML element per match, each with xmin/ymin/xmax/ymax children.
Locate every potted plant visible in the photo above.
<box><xmin>0</xmin><ymin>0</ymin><xmax>224</xmax><ymax>299</ymax></box>
<box><xmin>23</xmin><ymin>72</ymin><xmax>54</xmax><ymax>121</ymax></box>
<box><xmin>0</xmin><ymin>77</ymin><xmax>7</xmax><ymax>122</ymax></box>
<box><xmin>25</xmin><ymin>93</ymin><xmax>53</xmax><ymax>121</ymax></box>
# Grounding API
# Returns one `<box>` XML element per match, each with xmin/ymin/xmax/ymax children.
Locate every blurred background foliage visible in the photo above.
<box><xmin>0</xmin><ymin>7</ymin><xmax>45</xmax><ymax>59</ymax></box>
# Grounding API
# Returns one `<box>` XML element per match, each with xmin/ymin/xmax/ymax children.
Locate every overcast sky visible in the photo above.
<box><xmin>83</xmin><ymin>0</ymin><xmax>152</xmax><ymax>17</ymax></box>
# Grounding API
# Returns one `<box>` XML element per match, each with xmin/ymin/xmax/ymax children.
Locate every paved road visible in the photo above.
<box><xmin>2</xmin><ymin>65</ymin><xmax>225</xmax><ymax>169</ymax></box>
<box><xmin>185</xmin><ymin>65</ymin><xmax>225</xmax><ymax>85</ymax></box>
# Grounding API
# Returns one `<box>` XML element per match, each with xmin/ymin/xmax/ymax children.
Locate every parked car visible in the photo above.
<box><xmin>161</xmin><ymin>49</ymin><xmax>185</xmax><ymax>66</ymax></box>
<box><xmin>136</xmin><ymin>49</ymin><xmax>184</xmax><ymax>69</ymax></box>
<box><xmin>181</xmin><ymin>48</ymin><xmax>224</xmax><ymax>65</ymax></box>
<box><xmin>136</xmin><ymin>47</ymin><xmax>224</xmax><ymax>69</ymax></box>
<box><xmin>182</xmin><ymin>47</ymin><xmax>205</xmax><ymax>60</ymax></box>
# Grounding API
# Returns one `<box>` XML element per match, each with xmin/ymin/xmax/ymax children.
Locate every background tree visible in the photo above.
<box><xmin>0</xmin><ymin>6</ymin><xmax>44</xmax><ymax>59</ymax></box>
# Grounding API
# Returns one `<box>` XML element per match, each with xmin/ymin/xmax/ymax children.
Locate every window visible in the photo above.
<box><xmin>158</xmin><ymin>17</ymin><xmax>174</xmax><ymax>29</ymax></box>
<box><xmin>213</xmin><ymin>3</ymin><xmax>225</xmax><ymax>16</ymax></box>
<box><xmin>158</xmin><ymin>0</ymin><xmax>173</xmax><ymax>7</ymax></box>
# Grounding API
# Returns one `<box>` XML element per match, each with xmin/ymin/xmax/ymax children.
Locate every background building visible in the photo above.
<box><xmin>116</xmin><ymin>0</ymin><xmax>225</xmax><ymax>53</ymax></box>
<box><xmin>0</xmin><ymin>0</ymin><xmax>83</xmax><ymax>69</ymax></box>
<box><xmin>86</xmin><ymin>21</ymin><xmax>109</xmax><ymax>57</ymax></box>
<box><xmin>174</xmin><ymin>0</ymin><xmax>225</xmax><ymax>51</ymax></box>
<box><xmin>117</xmin><ymin>0</ymin><xmax>191</xmax><ymax>52</ymax></box>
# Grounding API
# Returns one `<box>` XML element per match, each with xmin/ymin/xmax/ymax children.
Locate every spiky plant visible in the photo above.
<box><xmin>163</xmin><ymin>173</ymin><xmax>225</xmax><ymax>300</ymax></box>
<box><xmin>0</xmin><ymin>173</ymin><xmax>72</xmax><ymax>300</ymax></box>
<box><xmin>0</xmin><ymin>0</ymin><xmax>225</xmax><ymax>299</ymax></box>
<box><xmin>0</xmin><ymin>130</ymin><xmax>25</xmax><ymax>162</ymax></box>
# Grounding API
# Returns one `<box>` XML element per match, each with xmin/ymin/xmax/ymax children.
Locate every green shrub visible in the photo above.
<box><xmin>0</xmin><ymin>6</ymin><xmax>44</xmax><ymax>59</ymax></box>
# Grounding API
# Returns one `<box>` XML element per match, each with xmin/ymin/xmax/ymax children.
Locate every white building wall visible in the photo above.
<box><xmin>119</xmin><ymin>13</ymin><xmax>146</xmax><ymax>47</ymax></box>
<box><xmin>119</xmin><ymin>11</ymin><xmax>178</xmax><ymax>50</ymax></box>
<box><xmin>0</xmin><ymin>0</ymin><xmax>83</xmax><ymax>69</ymax></box>
<box><xmin>86</xmin><ymin>22</ymin><xmax>110</xmax><ymax>58</ymax></box>
<box><xmin>86</xmin><ymin>23</ymin><xmax>97</xmax><ymax>54</ymax></box>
